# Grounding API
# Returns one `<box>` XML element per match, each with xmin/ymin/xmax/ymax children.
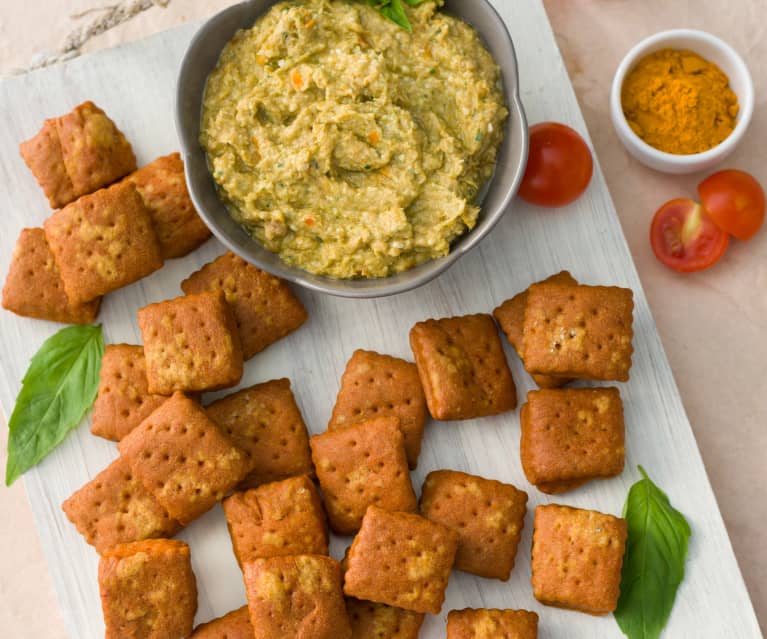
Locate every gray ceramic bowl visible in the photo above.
<box><xmin>176</xmin><ymin>0</ymin><xmax>528</xmax><ymax>298</ymax></box>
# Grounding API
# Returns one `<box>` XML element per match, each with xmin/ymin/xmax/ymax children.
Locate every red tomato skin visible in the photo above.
<box><xmin>650</xmin><ymin>198</ymin><xmax>730</xmax><ymax>273</ymax></box>
<box><xmin>519</xmin><ymin>122</ymin><xmax>594</xmax><ymax>207</ymax></box>
<box><xmin>698</xmin><ymin>169</ymin><xmax>765</xmax><ymax>241</ymax></box>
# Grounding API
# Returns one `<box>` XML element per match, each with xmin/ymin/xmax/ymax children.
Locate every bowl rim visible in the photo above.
<box><xmin>609</xmin><ymin>28</ymin><xmax>754</xmax><ymax>166</ymax></box>
<box><xmin>175</xmin><ymin>0</ymin><xmax>528</xmax><ymax>298</ymax></box>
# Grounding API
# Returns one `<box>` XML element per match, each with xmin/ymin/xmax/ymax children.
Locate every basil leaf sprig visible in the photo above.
<box><xmin>614</xmin><ymin>466</ymin><xmax>691</xmax><ymax>639</ymax></box>
<box><xmin>365</xmin><ymin>0</ymin><xmax>427</xmax><ymax>33</ymax></box>
<box><xmin>5</xmin><ymin>325</ymin><xmax>104</xmax><ymax>485</ymax></box>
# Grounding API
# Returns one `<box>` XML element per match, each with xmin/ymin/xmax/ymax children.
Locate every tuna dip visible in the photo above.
<box><xmin>201</xmin><ymin>0</ymin><xmax>508</xmax><ymax>279</ymax></box>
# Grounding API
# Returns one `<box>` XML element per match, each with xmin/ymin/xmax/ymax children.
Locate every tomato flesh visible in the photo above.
<box><xmin>650</xmin><ymin>198</ymin><xmax>729</xmax><ymax>272</ymax></box>
<box><xmin>698</xmin><ymin>169</ymin><xmax>765</xmax><ymax>241</ymax></box>
<box><xmin>519</xmin><ymin>122</ymin><xmax>594</xmax><ymax>207</ymax></box>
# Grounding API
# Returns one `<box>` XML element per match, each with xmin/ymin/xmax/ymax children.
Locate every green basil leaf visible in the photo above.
<box><xmin>401</xmin><ymin>0</ymin><xmax>427</xmax><ymax>6</ymax></box>
<box><xmin>379</xmin><ymin>0</ymin><xmax>413</xmax><ymax>32</ymax></box>
<box><xmin>5</xmin><ymin>325</ymin><xmax>104</xmax><ymax>485</ymax></box>
<box><xmin>614</xmin><ymin>466</ymin><xmax>691</xmax><ymax>639</ymax></box>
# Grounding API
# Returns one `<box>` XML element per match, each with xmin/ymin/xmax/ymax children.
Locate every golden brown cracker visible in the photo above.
<box><xmin>522</xmin><ymin>283</ymin><xmax>634</xmax><ymax>381</ymax></box>
<box><xmin>43</xmin><ymin>181</ymin><xmax>163</xmax><ymax>304</ymax></box>
<box><xmin>127</xmin><ymin>153</ymin><xmax>211</xmax><ymax>259</ymax></box>
<box><xmin>329</xmin><ymin>349</ymin><xmax>427</xmax><ymax>469</ymax></box>
<box><xmin>447</xmin><ymin>608</ymin><xmax>539</xmax><ymax>639</ymax></box>
<box><xmin>2</xmin><ymin>227</ymin><xmax>101</xmax><ymax>324</ymax></box>
<box><xmin>343</xmin><ymin>506</ymin><xmax>458</xmax><ymax>614</ymax></box>
<box><xmin>61</xmin><ymin>457</ymin><xmax>180</xmax><ymax>554</ymax></box>
<box><xmin>410</xmin><ymin>313</ymin><xmax>517</xmax><ymax>420</ymax></box>
<box><xmin>346</xmin><ymin>598</ymin><xmax>424</xmax><ymax>639</ymax></box>
<box><xmin>520</xmin><ymin>388</ymin><xmax>625</xmax><ymax>493</ymax></box>
<box><xmin>138</xmin><ymin>291</ymin><xmax>243</xmax><ymax>394</ymax></box>
<box><xmin>243</xmin><ymin>555</ymin><xmax>351</xmax><ymax>639</ymax></box>
<box><xmin>118</xmin><ymin>392</ymin><xmax>251</xmax><ymax>525</ymax></box>
<box><xmin>181</xmin><ymin>252</ymin><xmax>307</xmax><ymax>360</ymax></box>
<box><xmin>419</xmin><ymin>470</ymin><xmax>527</xmax><ymax>581</ymax></box>
<box><xmin>223</xmin><ymin>476</ymin><xmax>328</xmax><ymax>568</ymax></box>
<box><xmin>19</xmin><ymin>118</ymin><xmax>77</xmax><ymax>209</ymax></box>
<box><xmin>99</xmin><ymin>539</ymin><xmax>197</xmax><ymax>639</ymax></box>
<box><xmin>191</xmin><ymin>606</ymin><xmax>252</xmax><ymax>639</ymax></box>
<box><xmin>91</xmin><ymin>344</ymin><xmax>168</xmax><ymax>441</ymax></box>
<box><xmin>310</xmin><ymin>417</ymin><xmax>416</xmax><ymax>535</ymax></box>
<box><xmin>205</xmin><ymin>379</ymin><xmax>314</xmax><ymax>488</ymax></box>
<box><xmin>531</xmin><ymin>504</ymin><xmax>627</xmax><ymax>615</ymax></box>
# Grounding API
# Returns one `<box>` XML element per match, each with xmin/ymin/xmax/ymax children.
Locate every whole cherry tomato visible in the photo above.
<box><xmin>698</xmin><ymin>169</ymin><xmax>765</xmax><ymax>241</ymax></box>
<box><xmin>518</xmin><ymin>122</ymin><xmax>593</xmax><ymax>207</ymax></box>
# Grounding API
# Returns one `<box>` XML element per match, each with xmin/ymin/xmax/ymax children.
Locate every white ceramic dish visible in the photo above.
<box><xmin>610</xmin><ymin>29</ymin><xmax>753</xmax><ymax>174</ymax></box>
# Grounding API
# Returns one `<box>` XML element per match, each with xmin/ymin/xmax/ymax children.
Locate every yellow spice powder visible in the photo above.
<box><xmin>621</xmin><ymin>48</ymin><xmax>738</xmax><ymax>155</ymax></box>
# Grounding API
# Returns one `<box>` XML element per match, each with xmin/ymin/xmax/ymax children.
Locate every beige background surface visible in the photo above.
<box><xmin>0</xmin><ymin>1</ymin><xmax>764</xmax><ymax>637</ymax></box>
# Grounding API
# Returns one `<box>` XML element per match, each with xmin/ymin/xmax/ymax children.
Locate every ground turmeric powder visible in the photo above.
<box><xmin>621</xmin><ymin>48</ymin><xmax>738</xmax><ymax>155</ymax></box>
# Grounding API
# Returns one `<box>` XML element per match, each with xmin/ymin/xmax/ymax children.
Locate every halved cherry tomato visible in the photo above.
<box><xmin>650</xmin><ymin>198</ymin><xmax>729</xmax><ymax>272</ymax></box>
<box><xmin>518</xmin><ymin>122</ymin><xmax>593</xmax><ymax>207</ymax></box>
<box><xmin>698</xmin><ymin>169</ymin><xmax>765</xmax><ymax>241</ymax></box>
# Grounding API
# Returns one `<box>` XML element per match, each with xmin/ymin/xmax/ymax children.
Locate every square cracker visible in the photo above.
<box><xmin>118</xmin><ymin>392</ymin><xmax>251</xmax><ymax>525</ymax></box>
<box><xmin>2</xmin><ymin>227</ymin><xmax>101</xmax><ymax>324</ymax></box>
<box><xmin>520</xmin><ymin>388</ymin><xmax>625</xmax><ymax>494</ymax></box>
<box><xmin>43</xmin><ymin>181</ymin><xmax>163</xmax><ymax>304</ymax></box>
<box><xmin>531</xmin><ymin>504</ymin><xmax>627</xmax><ymax>615</ymax></box>
<box><xmin>20</xmin><ymin>101</ymin><xmax>136</xmax><ymax>209</ymax></box>
<box><xmin>522</xmin><ymin>283</ymin><xmax>634</xmax><ymax>381</ymax></box>
<box><xmin>205</xmin><ymin>379</ymin><xmax>314</xmax><ymax>488</ymax></box>
<box><xmin>243</xmin><ymin>555</ymin><xmax>351</xmax><ymax>639</ymax></box>
<box><xmin>223</xmin><ymin>475</ymin><xmax>328</xmax><ymax>568</ymax></box>
<box><xmin>344</xmin><ymin>506</ymin><xmax>458</xmax><ymax>614</ymax></box>
<box><xmin>91</xmin><ymin>344</ymin><xmax>169</xmax><ymax>441</ymax></box>
<box><xmin>181</xmin><ymin>252</ymin><xmax>307</xmax><ymax>360</ymax></box>
<box><xmin>447</xmin><ymin>608</ymin><xmax>539</xmax><ymax>639</ymax></box>
<box><xmin>191</xmin><ymin>606</ymin><xmax>252</xmax><ymax>639</ymax></box>
<box><xmin>346</xmin><ymin>598</ymin><xmax>424</xmax><ymax>639</ymax></box>
<box><xmin>138</xmin><ymin>290</ymin><xmax>244</xmax><ymax>394</ymax></box>
<box><xmin>329</xmin><ymin>349</ymin><xmax>427</xmax><ymax>469</ymax></box>
<box><xmin>493</xmin><ymin>270</ymin><xmax>577</xmax><ymax>389</ymax></box>
<box><xmin>419</xmin><ymin>470</ymin><xmax>527</xmax><ymax>581</ymax></box>
<box><xmin>127</xmin><ymin>153</ymin><xmax>211</xmax><ymax>259</ymax></box>
<box><xmin>62</xmin><ymin>457</ymin><xmax>180</xmax><ymax>554</ymax></box>
<box><xmin>99</xmin><ymin>539</ymin><xmax>197</xmax><ymax>639</ymax></box>
<box><xmin>410</xmin><ymin>313</ymin><xmax>516</xmax><ymax>420</ymax></box>
<box><xmin>310</xmin><ymin>416</ymin><xmax>416</xmax><ymax>535</ymax></box>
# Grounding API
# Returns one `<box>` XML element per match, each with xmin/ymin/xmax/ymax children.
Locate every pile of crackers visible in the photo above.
<box><xmin>4</xmin><ymin>100</ymin><xmax>639</xmax><ymax>639</ymax></box>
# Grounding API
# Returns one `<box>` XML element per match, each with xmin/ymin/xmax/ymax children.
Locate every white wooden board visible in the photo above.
<box><xmin>0</xmin><ymin>1</ymin><xmax>761</xmax><ymax>637</ymax></box>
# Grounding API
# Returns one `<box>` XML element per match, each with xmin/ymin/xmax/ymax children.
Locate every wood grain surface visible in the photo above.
<box><xmin>0</xmin><ymin>1</ymin><xmax>760</xmax><ymax>637</ymax></box>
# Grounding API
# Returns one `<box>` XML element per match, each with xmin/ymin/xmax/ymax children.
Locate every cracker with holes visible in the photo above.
<box><xmin>99</xmin><ymin>539</ymin><xmax>197</xmax><ymax>639</ymax></box>
<box><xmin>2</xmin><ymin>227</ymin><xmax>101</xmax><ymax>323</ymax></box>
<box><xmin>531</xmin><ymin>504</ymin><xmax>627</xmax><ymax>615</ymax></box>
<box><xmin>522</xmin><ymin>283</ymin><xmax>634</xmax><ymax>382</ymax></box>
<box><xmin>329</xmin><ymin>350</ymin><xmax>427</xmax><ymax>469</ymax></box>
<box><xmin>205</xmin><ymin>379</ymin><xmax>314</xmax><ymax>488</ymax></box>
<box><xmin>62</xmin><ymin>457</ymin><xmax>180</xmax><ymax>554</ymax></box>
<box><xmin>20</xmin><ymin>101</ymin><xmax>136</xmax><ymax>209</ymax></box>
<box><xmin>118</xmin><ymin>392</ymin><xmax>251</xmax><ymax>525</ymax></box>
<box><xmin>243</xmin><ymin>554</ymin><xmax>351</xmax><ymax>639</ymax></box>
<box><xmin>181</xmin><ymin>252</ymin><xmax>307</xmax><ymax>360</ymax></box>
<box><xmin>310</xmin><ymin>417</ymin><xmax>416</xmax><ymax>535</ymax></box>
<box><xmin>345</xmin><ymin>598</ymin><xmax>424</xmax><ymax>639</ymax></box>
<box><xmin>419</xmin><ymin>470</ymin><xmax>527</xmax><ymax>580</ymax></box>
<box><xmin>223</xmin><ymin>475</ymin><xmax>328</xmax><ymax>568</ymax></box>
<box><xmin>91</xmin><ymin>344</ymin><xmax>169</xmax><ymax>441</ymax></box>
<box><xmin>126</xmin><ymin>153</ymin><xmax>211</xmax><ymax>259</ymax></box>
<box><xmin>138</xmin><ymin>291</ymin><xmax>243</xmax><ymax>394</ymax></box>
<box><xmin>43</xmin><ymin>181</ymin><xmax>163</xmax><ymax>304</ymax></box>
<box><xmin>521</xmin><ymin>388</ymin><xmax>625</xmax><ymax>494</ymax></box>
<box><xmin>191</xmin><ymin>606</ymin><xmax>253</xmax><ymax>639</ymax></box>
<box><xmin>409</xmin><ymin>314</ymin><xmax>516</xmax><ymax>420</ymax></box>
<box><xmin>447</xmin><ymin>608</ymin><xmax>539</xmax><ymax>639</ymax></box>
<box><xmin>344</xmin><ymin>506</ymin><xmax>458</xmax><ymax>614</ymax></box>
<box><xmin>494</xmin><ymin>270</ymin><xmax>577</xmax><ymax>389</ymax></box>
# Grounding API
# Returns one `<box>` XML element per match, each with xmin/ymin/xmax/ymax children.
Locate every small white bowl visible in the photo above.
<box><xmin>610</xmin><ymin>29</ymin><xmax>753</xmax><ymax>174</ymax></box>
